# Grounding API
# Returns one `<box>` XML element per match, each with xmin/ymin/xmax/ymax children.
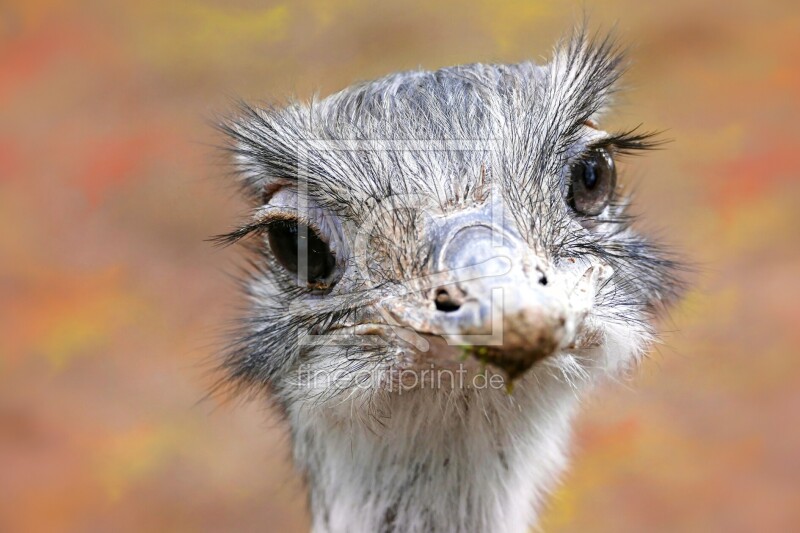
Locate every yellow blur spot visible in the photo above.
<box><xmin>130</xmin><ymin>2</ymin><xmax>291</xmax><ymax>67</ymax></box>
<box><xmin>97</xmin><ymin>424</ymin><xmax>189</xmax><ymax>502</ymax></box>
<box><xmin>476</xmin><ymin>0</ymin><xmax>551</xmax><ymax>53</ymax></box>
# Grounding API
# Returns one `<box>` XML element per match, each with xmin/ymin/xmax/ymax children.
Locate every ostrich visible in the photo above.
<box><xmin>216</xmin><ymin>30</ymin><xmax>682</xmax><ymax>533</ymax></box>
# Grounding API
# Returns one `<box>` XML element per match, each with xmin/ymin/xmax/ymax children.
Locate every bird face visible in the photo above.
<box><xmin>217</xmin><ymin>33</ymin><xmax>683</xmax><ymax>401</ymax></box>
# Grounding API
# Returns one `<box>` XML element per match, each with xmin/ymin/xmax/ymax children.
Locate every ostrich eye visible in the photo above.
<box><xmin>567</xmin><ymin>147</ymin><xmax>616</xmax><ymax>216</ymax></box>
<box><xmin>267</xmin><ymin>220</ymin><xmax>336</xmax><ymax>287</ymax></box>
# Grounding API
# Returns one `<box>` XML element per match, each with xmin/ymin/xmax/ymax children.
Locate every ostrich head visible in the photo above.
<box><xmin>217</xmin><ymin>30</ymin><xmax>682</xmax><ymax>533</ymax></box>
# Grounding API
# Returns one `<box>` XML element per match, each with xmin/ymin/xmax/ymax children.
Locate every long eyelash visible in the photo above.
<box><xmin>209</xmin><ymin>209</ymin><xmax>319</xmax><ymax>247</ymax></box>
<box><xmin>591</xmin><ymin>126</ymin><xmax>667</xmax><ymax>155</ymax></box>
<box><xmin>209</xmin><ymin>220</ymin><xmax>273</xmax><ymax>247</ymax></box>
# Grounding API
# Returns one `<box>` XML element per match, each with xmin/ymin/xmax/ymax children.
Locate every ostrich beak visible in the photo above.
<box><xmin>382</xmin><ymin>217</ymin><xmax>612</xmax><ymax>380</ymax></box>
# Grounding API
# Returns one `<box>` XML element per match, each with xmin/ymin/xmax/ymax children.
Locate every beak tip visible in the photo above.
<box><xmin>475</xmin><ymin>346</ymin><xmax>556</xmax><ymax>381</ymax></box>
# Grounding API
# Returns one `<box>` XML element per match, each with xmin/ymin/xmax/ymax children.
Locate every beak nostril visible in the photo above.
<box><xmin>434</xmin><ymin>289</ymin><xmax>461</xmax><ymax>312</ymax></box>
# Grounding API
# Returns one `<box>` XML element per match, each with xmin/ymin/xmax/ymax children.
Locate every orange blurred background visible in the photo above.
<box><xmin>1</xmin><ymin>1</ymin><xmax>799</xmax><ymax>531</ymax></box>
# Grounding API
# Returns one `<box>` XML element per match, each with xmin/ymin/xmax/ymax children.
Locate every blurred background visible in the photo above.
<box><xmin>1</xmin><ymin>0</ymin><xmax>799</xmax><ymax>531</ymax></box>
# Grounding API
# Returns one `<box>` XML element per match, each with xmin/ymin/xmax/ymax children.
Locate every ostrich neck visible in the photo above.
<box><xmin>289</xmin><ymin>387</ymin><xmax>580</xmax><ymax>533</ymax></box>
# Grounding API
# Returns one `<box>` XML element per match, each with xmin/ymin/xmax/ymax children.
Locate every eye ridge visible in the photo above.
<box><xmin>266</xmin><ymin>219</ymin><xmax>337</xmax><ymax>288</ymax></box>
<box><xmin>567</xmin><ymin>147</ymin><xmax>617</xmax><ymax>216</ymax></box>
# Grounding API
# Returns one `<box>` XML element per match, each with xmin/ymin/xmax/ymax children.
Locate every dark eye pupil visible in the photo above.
<box><xmin>582</xmin><ymin>162</ymin><xmax>599</xmax><ymax>190</ymax></box>
<box><xmin>568</xmin><ymin>148</ymin><xmax>616</xmax><ymax>216</ymax></box>
<box><xmin>267</xmin><ymin>220</ymin><xmax>336</xmax><ymax>286</ymax></box>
